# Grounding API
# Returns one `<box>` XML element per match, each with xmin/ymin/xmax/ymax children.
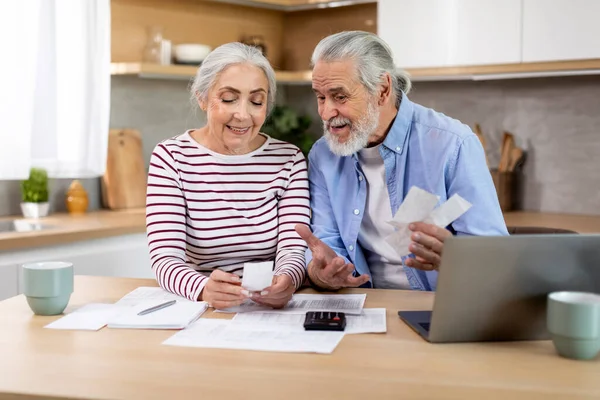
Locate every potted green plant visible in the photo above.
<box><xmin>262</xmin><ymin>105</ymin><xmax>315</xmax><ymax>156</ymax></box>
<box><xmin>20</xmin><ymin>167</ymin><xmax>50</xmax><ymax>218</ymax></box>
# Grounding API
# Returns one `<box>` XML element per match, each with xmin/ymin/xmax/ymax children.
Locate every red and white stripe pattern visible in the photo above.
<box><xmin>146</xmin><ymin>131</ymin><xmax>310</xmax><ymax>301</ymax></box>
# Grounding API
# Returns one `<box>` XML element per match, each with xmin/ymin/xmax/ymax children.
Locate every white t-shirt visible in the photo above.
<box><xmin>357</xmin><ymin>145</ymin><xmax>411</xmax><ymax>289</ymax></box>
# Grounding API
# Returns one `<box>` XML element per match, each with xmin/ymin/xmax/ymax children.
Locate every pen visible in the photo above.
<box><xmin>137</xmin><ymin>300</ymin><xmax>177</xmax><ymax>316</ymax></box>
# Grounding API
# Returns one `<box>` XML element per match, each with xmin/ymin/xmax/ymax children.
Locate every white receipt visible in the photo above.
<box><xmin>241</xmin><ymin>261</ymin><xmax>274</xmax><ymax>292</ymax></box>
<box><xmin>231</xmin><ymin>308</ymin><xmax>387</xmax><ymax>334</ymax></box>
<box><xmin>162</xmin><ymin>318</ymin><xmax>344</xmax><ymax>354</ymax></box>
<box><xmin>44</xmin><ymin>303</ymin><xmax>121</xmax><ymax>331</ymax></box>
<box><xmin>217</xmin><ymin>293</ymin><xmax>367</xmax><ymax>315</ymax></box>
<box><xmin>385</xmin><ymin>186</ymin><xmax>472</xmax><ymax>258</ymax></box>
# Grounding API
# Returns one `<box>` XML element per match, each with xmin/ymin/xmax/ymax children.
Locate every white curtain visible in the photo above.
<box><xmin>0</xmin><ymin>0</ymin><xmax>111</xmax><ymax>180</ymax></box>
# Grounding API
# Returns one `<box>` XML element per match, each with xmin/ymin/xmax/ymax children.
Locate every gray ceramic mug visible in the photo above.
<box><xmin>22</xmin><ymin>261</ymin><xmax>74</xmax><ymax>316</ymax></box>
<box><xmin>547</xmin><ymin>291</ymin><xmax>600</xmax><ymax>360</ymax></box>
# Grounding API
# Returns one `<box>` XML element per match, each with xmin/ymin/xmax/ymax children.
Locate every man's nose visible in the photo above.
<box><xmin>319</xmin><ymin>100</ymin><xmax>338</xmax><ymax>122</ymax></box>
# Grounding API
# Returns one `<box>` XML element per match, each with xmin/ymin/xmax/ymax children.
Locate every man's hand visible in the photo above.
<box><xmin>295</xmin><ymin>224</ymin><xmax>370</xmax><ymax>290</ymax></box>
<box><xmin>251</xmin><ymin>274</ymin><xmax>295</xmax><ymax>309</ymax></box>
<box><xmin>405</xmin><ymin>222</ymin><xmax>451</xmax><ymax>271</ymax></box>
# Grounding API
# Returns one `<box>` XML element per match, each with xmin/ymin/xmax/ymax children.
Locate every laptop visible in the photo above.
<box><xmin>398</xmin><ymin>234</ymin><xmax>600</xmax><ymax>343</ymax></box>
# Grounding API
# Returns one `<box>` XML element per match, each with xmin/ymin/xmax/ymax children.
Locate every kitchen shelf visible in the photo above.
<box><xmin>110</xmin><ymin>63</ymin><xmax>312</xmax><ymax>84</ymax></box>
<box><xmin>204</xmin><ymin>0</ymin><xmax>376</xmax><ymax>12</ymax></box>
<box><xmin>111</xmin><ymin>58</ymin><xmax>600</xmax><ymax>84</ymax></box>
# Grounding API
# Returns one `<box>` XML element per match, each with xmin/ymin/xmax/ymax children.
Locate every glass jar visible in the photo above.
<box><xmin>143</xmin><ymin>26</ymin><xmax>164</xmax><ymax>64</ymax></box>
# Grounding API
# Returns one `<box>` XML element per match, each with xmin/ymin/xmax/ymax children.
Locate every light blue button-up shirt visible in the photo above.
<box><xmin>305</xmin><ymin>94</ymin><xmax>508</xmax><ymax>291</ymax></box>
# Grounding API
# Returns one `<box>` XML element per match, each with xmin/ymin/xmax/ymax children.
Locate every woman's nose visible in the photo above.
<box><xmin>233</xmin><ymin>102</ymin><xmax>250</xmax><ymax>120</ymax></box>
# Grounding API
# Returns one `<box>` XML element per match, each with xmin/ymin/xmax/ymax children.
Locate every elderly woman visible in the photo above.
<box><xmin>146</xmin><ymin>43</ymin><xmax>310</xmax><ymax>310</ymax></box>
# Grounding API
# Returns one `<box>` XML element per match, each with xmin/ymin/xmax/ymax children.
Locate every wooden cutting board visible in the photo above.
<box><xmin>101</xmin><ymin>129</ymin><xmax>147</xmax><ymax>210</ymax></box>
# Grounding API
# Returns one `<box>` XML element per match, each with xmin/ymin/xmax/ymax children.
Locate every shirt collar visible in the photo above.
<box><xmin>382</xmin><ymin>92</ymin><xmax>413</xmax><ymax>155</ymax></box>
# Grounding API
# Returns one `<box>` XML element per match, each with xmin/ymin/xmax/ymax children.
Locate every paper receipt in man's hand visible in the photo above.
<box><xmin>385</xmin><ymin>186</ymin><xmax>472</xmax><ymax>258</ymax></box>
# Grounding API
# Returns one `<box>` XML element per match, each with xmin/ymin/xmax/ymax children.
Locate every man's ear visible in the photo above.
<box><xmin>378</xmin><ymin>73</ymin><xmax>393</xmax><ymax>106</ymax></box>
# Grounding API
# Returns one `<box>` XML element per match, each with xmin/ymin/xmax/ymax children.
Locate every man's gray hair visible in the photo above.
<box><xmin>311</xmin><ymin>31</ymin><xmax>411</xmax><ymax>107</ymax></box>
<box><xmin>190</xmin><ymin>42</ymin><xmax>277</xmax><ymax>114</ymax></box>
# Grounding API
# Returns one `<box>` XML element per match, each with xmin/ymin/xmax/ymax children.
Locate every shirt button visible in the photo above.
<box><xmin>349</xmin><ymin>245</ymin><xmax>354</xmax><ymax>251</ymax></box>
<box><xmin>353</xmin><ymin>209</ymin><xmax>360</xmax><ymax>215</ymax></box>
<box><xmin>358</xmin><ymin>175</ymin><xmax>363</xmax><ymax>181</ymax></box>
<box><xmin>396</xmin><ymin>146</ymin><xmax>402</xmax><ymax>152</ymax></box>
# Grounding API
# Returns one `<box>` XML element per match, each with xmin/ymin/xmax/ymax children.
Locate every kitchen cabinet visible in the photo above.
<box><xmin>0</xmin><ymin>233</ymin><xmax>154</xmax><ymax>298</ymax></box>
<box><xmin>522</xmin><ymin>0</ymin><xmax>600</xmax><ymax>62</ymax></box>
<box><xmin>378</xmin><ymin>0</ymin><xmax>522</xmax><ymax>68</ymax></box>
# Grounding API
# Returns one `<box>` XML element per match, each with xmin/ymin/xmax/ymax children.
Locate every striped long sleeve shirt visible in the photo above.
<box><xmin>146</xmin><ymin>131</ymin><xmax>311</xmax><ymax>301</ymax></box>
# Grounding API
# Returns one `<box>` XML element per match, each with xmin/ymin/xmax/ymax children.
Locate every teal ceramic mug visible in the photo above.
<box><xmin>21</xmin><ymin>261</ymin><xmax>74</xmax><ymax>316</ymax></box>
<box><xmin>547</xmin><ymin>291</ymin><xmax>600</xmax><ymax>360</ymax></box>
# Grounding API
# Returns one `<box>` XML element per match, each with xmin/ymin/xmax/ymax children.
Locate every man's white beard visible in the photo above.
<box><xmin>322</xmin><ymin>101</ymin><xmax>380</xmax><ymax>157</ymax></box>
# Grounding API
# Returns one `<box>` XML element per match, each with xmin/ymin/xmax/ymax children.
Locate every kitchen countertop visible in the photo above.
<box><xmin>1</xmin><ymin>209</ymin><xmax>599</xmax><ymax>253</ymax></box>
<box><xmin>503</xmin><ymin>211</ymin><xmax>600</xmax><ymax>233</ymax></box>
<box><xmin>0</xmin><ymin>208</ymin><xmax>146</xmax><ymax>252</ymax></box>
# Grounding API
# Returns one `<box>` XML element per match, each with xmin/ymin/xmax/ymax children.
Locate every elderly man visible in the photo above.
<box><xmin>295</xmin><ymin>31</ymin><xmax>508</xmax><ymax>292</ymax></box>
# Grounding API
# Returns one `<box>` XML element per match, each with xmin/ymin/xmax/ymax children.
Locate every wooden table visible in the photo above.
<box><xmin>0</xmin><ymin>276</ymin><xmax>598</xmax><ymax>400</ymax></box>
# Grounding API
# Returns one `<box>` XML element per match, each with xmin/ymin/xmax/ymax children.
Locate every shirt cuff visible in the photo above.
<box><xmin>190</xmin><ymin>275</ymin><xmax>209</xmax><ymax>302</ymax></box>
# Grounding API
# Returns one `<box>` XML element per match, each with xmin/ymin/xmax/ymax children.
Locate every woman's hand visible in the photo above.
<box><xmin>200</xmin><ymin>270</ymin><xmax>250</xmax><ymax>309</ymax></box>
<box><xmin>251</xmin><ymin>274</ymin><xmax>296</xmax><ymax>309</ymax></box>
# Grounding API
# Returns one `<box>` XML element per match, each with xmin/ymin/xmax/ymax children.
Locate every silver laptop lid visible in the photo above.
<box><xmin>428</xmin><ymin>234</ymin><xmax>600</xmax><ymax>343</ymax></box>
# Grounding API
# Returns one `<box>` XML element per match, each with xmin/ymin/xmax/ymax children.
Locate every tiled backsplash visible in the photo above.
<box><xmin>2</xmin><ymin>74</ymin><xmax>600</xmax><ymax>217</ymax></box>
<box><xmin>283</xmin><ymin>75</ymin><xmax>600</xmax><ymax>215</ymax></box>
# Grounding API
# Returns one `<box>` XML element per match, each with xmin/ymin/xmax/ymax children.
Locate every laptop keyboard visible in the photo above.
<box><xmin>419</xmin><ymin>322</ymin><xmax>431</xmax><ymax>332</ymax></box>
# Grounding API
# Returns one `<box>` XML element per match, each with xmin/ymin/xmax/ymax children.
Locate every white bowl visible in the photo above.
<box><xmin>173</xmin><ymin>44</ymin><xmax>211</xmax><ymax>64</ymax></box>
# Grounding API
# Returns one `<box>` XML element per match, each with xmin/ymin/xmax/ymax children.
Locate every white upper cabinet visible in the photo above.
<box><xmin>378</xmin><ymin>0</ymin><xmax>522</xmax><ymax>68</ymax></box>
<box><xmin>522</xmin><ymin>0</ymin><xmax>600</xmax><ymax>62</ymax></box>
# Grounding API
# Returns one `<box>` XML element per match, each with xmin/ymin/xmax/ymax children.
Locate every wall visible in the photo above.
<box><xmin>285</xmin><ymin>75</ymin><xmax>600</xmax><ymax>215</ymax></box>
<box><xmin>0</xmin><ymin>76</ymin><xmax>198</xmax><ymax>217</ymax></box>
<box><xmin>2</xmin><ymin>75</ymin><xmax>600</xmax><ymax>217</ymax></box>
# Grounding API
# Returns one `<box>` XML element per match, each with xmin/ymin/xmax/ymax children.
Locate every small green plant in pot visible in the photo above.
<box><xmin>20</xmin><ymin>167</ymin><xmax>50</xmax><ymax>218</ymax></box>
<box><xmin>262</xmin><ymin>105</ymin><xmax>315</xmax><ymax>156</ymax></box>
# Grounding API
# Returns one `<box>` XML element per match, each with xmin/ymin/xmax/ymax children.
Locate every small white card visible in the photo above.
<box><xmin>44</xmin><ymin>303</ymin><xmax>121</xmax><ymax>331</ymax></box>
<box><xmin>241</xmin><ymin>261</ymin><xmax>274</xmax><ymax>292</ymax></box>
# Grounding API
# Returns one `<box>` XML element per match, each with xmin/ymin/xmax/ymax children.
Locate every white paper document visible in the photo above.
<box><xmin>107</xmin><ymin>287</ymin><xmax>208</xmax><ymax>329</ymax></box>
<box><xmin>44</xmin><ymin>303</ymin><xmax>121</xmax><ymax>331</ymax></box>
<box><xmin>241</xmin><ymin>261</ymin><xmax>274</xmax><ymax>292</ymax></box>
<box><xmin>385</xmin><ymin>186</ymin><xmax>472</xmax><ymax>257</ymax></box>
<box><xmin>231</xmin><ymin>308</ymin><xmax>387</xmax><ymax>334</ymax></box>
<box><xmin>114</xmin><ymin>287</ymin><xmax>185</xmax><ymax>308</ymax></box>
<box><xmin>162</xmin><ymin>318</ymin><xmax>345</xmax><ymax>354</ymax></box>
<box><xmin>218</xmin><ymin>293</ymin><xmax>367</xmax><ymax>315</ymax></box>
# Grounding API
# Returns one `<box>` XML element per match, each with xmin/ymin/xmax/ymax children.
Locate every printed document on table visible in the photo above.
<box><xmin>163</xmin><ymin>318</ymin><xmax>344</xmax><ymax>354</ymax></box>
<box><xmin>217</xmin><ymin>293</ymin><xmax>367</xmax><ymax>314</ymax></box>
<box><xmin>44</xmin><ymin>303</ymin><xmax>122</xmax><ymax>331</ymax></box>
<box><xmin>231</xmin><ymin>308</ymin><xmax>387</xmax><ymax>334</ymax></box>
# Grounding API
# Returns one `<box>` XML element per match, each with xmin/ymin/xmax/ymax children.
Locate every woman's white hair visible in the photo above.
<box><xmin>311</xmin><ymin>31</ymin><xmax>411</xmax><ymax>107</ymax></box>
<box><xmin>190</xmin><ymin>42</ymin><xmax>277</xmax><ymax>114</ymax></box>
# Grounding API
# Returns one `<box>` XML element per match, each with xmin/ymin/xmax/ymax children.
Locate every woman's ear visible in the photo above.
<box><xmin>197</xmin><ymin>92</ymin><xmax>207</xmax><ymax>111</ymax></box>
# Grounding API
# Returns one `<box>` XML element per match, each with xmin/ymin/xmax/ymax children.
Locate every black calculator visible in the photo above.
<box><xmin>303</xmin><ymin>311</ymin><xmax>346</xmax><ymax>331</ymax></box>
